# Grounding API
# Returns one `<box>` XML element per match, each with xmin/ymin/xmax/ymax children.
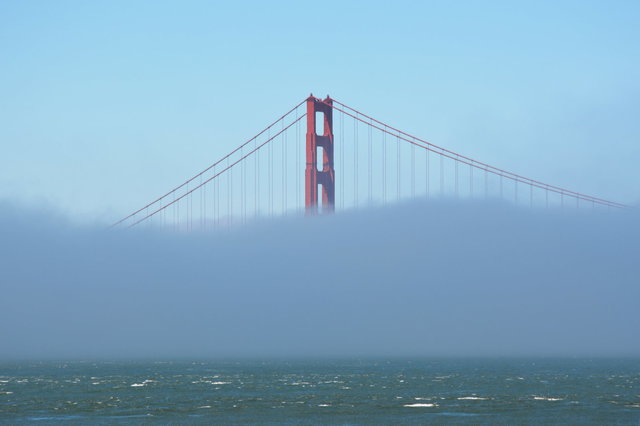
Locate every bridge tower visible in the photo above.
<box><xmin>305</xmin><ymin>95</ymin><xmax>335</xmax><ymax>214</ymax></box>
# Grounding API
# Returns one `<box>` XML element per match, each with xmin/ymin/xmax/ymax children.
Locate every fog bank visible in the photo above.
<box><xmin>0</xmin><ymin>200</ymin><xmax>638</xmax><ymax>359</ymax></box>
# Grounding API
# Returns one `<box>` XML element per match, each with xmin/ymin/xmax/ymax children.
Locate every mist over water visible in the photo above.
<box><xmin>0</xmin><ymin>200</ymin><xmax>638</xmax><ymax>359</ymax></box>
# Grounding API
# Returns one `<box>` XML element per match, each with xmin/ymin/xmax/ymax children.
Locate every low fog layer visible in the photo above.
<box><xmin>0</xmin><ymin>200</ymin><xmax>638</xmax><ymax>359</ymax></box>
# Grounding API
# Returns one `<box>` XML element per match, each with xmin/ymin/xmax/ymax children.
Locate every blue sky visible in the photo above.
<box><xmin>1</xmin><ymin>0</ymin><xmax>639</xmax><ymax>221</ymax></box>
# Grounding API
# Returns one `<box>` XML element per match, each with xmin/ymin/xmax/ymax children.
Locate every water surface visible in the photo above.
<box><xmin>1</xmin><ymin>359</ymin><xmax>639</xmax><ymax>424</ymax></box>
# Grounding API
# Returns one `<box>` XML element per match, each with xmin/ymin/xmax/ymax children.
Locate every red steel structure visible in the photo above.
<box><xmin>305</xmin><ymin>95</ymin><xmax>335</xmax><ymax>214</ymax></box>
<box><xmin>113</xmin><ymin>94</ymin><xmax>627</xmax><ymax>229</ymax></box>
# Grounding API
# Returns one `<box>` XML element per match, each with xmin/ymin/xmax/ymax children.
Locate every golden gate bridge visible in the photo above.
<box><xmin>113</xmin><ymin>95</ymin><xmax>626</xmax><ymax>230</ymax></box>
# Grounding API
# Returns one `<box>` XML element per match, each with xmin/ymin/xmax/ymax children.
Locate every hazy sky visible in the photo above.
<box><xmin>1</xmin><ymin>1</ymin><xmax>639</xmax><ymax>222</ymax></box>
<box><xmin>1</xmin><ymin>200</ymin><xmax>638</xmax><ymax>359</ymax></box>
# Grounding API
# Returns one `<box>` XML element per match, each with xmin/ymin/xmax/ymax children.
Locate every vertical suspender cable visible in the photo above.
<box><xmin>268</xmin><ymin>128</ymin><xmax>272</xmax><ymax>216</ymax></box>
<box><xmin>285</xmin><ymin>120</ymin><xmax>288</xmax><ymax>215</ymax></box>
<box><xmin>546</xmin><ymin>188</ymin><xmax>549</xmax><ymax>208</ymax></box>
<box><xmin>186</xmin><ymin>182</ymin><xmax>190</xmax><ymax>231</ymax></box>
<box><xmin>485</xmin><ymin>169</ymin><xmax>488</xmax><ymax>199</ymax></box>
<box><xmin>340</xmin><ymin>110</ymin><xmax>344</xmax><ymax>209</ymax></box>
<box><xmin>455</xmin><ymin>156</ymin><xmax>458</xmax><ymax>198</ymax></box>
<box><xmin>368</xmin><ymin>119</ymin><xmax>372</xmax><ymax>203</ymax></box>
<box><xmin>383</xmin><ymin>128</ymin><xmax>387</xmax><ymax>204</ymax></box>
<box><xmin>280</xmin><ymin>120</ymin><xmax>286</xmax><ymax>214</ymax></box>
<box><xmin>282</xmin><ymin>119</ymin><xmax>285</xmax><ymax>215</ymax></box>
<box><xmin>397</xmin><ymin>134</ymin><xmax>400</xmax><ymax>201</ymax></box>
<box><xmin>201</xmin><ymin>175</ymin><xmax>205</xmax><ymax>229</ymax></box>
<box><xmin>228</xmin><ymin>157</ymin><xmax>231</xmax><ymax>227</ymax></box>
<box><xmin>255</xmin><ymin>135</ymin><xmax>258</xmax><ymax>218</ymax></box>
<box><xmin>440</xmin><ymin>154</ymin><xmax>444</xmax><ymax>196</ymax></box>
<box><xmin>469</xmin><ymin>162</ymin><xmax>473</xmax><ymax>198</ymax></box>
<box><xmin>244</xmin><ymin>145</ymin><xmax>247</xmax><ymax>223</ymax></box>
<box><xmin>354</xmin><ymin>114</ymin><xmax>358</xmax><ymax>208</ymax></box>
<box><xmin>240</xmin><ymin>146</ymin><xmax>244</xmax><ymax>224</ymax></box>
<box><xmin>411</xmin><ymin>142</ymin><xmax>415</xmax><ymax>198</ymax></box>
<box><xmin>214</xmin><ymin>166</ymin><xmax>218</xmax><ymax>228</ymax></box>
<box><xmin>425</xmin><ymin>147</ymin><xmax>429</xmax><ymax>198</ymax></box>
<box><xmin>530</xmin><ymin>182</ymin><xmax>533</xmax><ymax>208</ymax></box>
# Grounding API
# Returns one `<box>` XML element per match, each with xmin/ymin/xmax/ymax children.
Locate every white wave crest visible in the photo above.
<box><xmin>404</xmin><ymin>403</ymin><xmax>437</xmax><ymax>408</ymax></box>
<box><xmin>533</xmin><ymin>396</ymin><xmax>563</xmax><ymax>401</ymax></box>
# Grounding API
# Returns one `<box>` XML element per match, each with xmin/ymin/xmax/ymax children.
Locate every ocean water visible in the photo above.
<box><xmin>0</xmin><ymin>359</ymin><xmax>638</xmax><ymax>425</ymax></box>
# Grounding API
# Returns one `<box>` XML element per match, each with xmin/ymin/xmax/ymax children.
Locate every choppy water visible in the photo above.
<box><xmin>1</xmin><ymin>359</ymin><xmax>639</xmax><ymax>424</ymax></box>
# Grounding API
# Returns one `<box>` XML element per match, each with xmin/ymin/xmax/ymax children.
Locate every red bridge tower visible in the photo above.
<box><xmin>305</xmin><ymin>95</ymin><xmax>335</xmax><ymax>214</ymax></box>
